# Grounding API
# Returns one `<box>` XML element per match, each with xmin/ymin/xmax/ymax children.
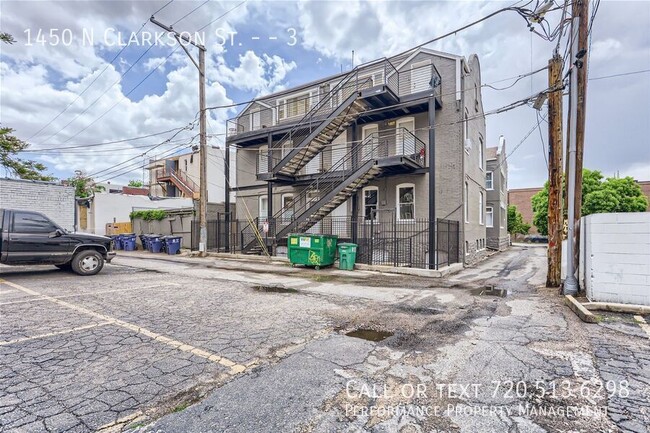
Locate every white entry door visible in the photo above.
<box><xmin>331</xmin><ymin>200</ymin><xmax>349</xmax><ymax>237</ymax></box>
<box><xmin>361</xmin><ymin>124</ymin><xmax>379</xmax><ymax>161</ymax></box>
<box><xmin>410</xmin><ymin>60</ymin><xmax>432</xmax><ymax>93</ymax></box>
<box><xmin>396</xmin><ymin>117</ymin><xmax>415</xmax><ymax>156</ymax></box>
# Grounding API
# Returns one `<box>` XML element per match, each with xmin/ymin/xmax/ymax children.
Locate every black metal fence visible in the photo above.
<box><xmin>191</xmin><ymin>212</ymin><xmax>460</xmax><ymax>269</ymax></box>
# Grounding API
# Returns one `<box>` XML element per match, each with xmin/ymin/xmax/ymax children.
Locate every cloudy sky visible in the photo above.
<box><xmin>1</xmin><ymin>0</ymin><xmax>649</xmax><ymax>188</ymax></box>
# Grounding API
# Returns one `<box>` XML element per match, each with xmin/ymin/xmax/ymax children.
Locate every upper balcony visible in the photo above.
<box><xmin>226</xmin><ymin>58</ymin><xmax>442</xmax><ymax>146</ymax></box>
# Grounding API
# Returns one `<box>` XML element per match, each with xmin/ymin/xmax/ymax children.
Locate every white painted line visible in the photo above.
<box><xmin>0</xmin><ymin>322</ymin><xmax>113</xmax><ymax>346</ymax></box>
<box><xmin>0</xmin><ymin>278</ymin><xmax>248</xmax><ymax>375</ymax></box>
<box><xmin>0</xmin><ymin>282</ymin><xmax>181</xmax><ymax>306</ymax></box>
<box><xmin>633</xmin><ymin>315</ymin><xmax>650</xmax><ymax>339</ymax></box>
<box><xmin>0</xmin><ymin>289</ymin><xmax>19</xmax><ymax>295</ymax></box>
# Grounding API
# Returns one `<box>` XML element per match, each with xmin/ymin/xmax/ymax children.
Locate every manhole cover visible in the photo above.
<box><xmin>252</xmin><ymin>284</ymin><xmax>298</xmax><ymax>294</ymax></box>
<box><xmin>345</xmin><ymin>329</ymin><xmax>393</xmax><ymax>342</ymax></box>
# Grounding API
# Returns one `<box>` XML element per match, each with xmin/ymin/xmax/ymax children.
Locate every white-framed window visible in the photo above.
<box><xmin>486</xmin><ymin>172</ymin><xmax>493</xmax><ymax>190</ymax></box>
<box><xmin>277</xmin><ymin>91</ymin><xmax>313</xmax><ymax>121</ymax></box>
<box><xmin>258</xmin><ymin>145</ymin><xmax>268</xmax><ymax>174</ymax></box>
<box><xmin>250</xmin><ymin>108</ymin><xmax>261</xmax><ymax>131</ymax></box>
<box><xmin>465</xmin><ymin>240</ymin><xmax>470</xmax><ymax>256</ymax></box>
<box><xmin>362</xmin><ymin>186</ymin><xmax>378</xmax><ymax>221</ymax></box>
<box><xmin>486</xmin><ymin>206</ymin><xmax>494</xmax><ymax>228</ymax></box>
<box><xmin>478</xmin><ymin>136</ymin><xmax>484</xmax><ymax>170</ymax></box>
<box><xmin>464</xmin><ymin>181</ymin><xmax>469</xmax><ymax>223</ymax></box>
<box><xmin>281</xmin><ymin>193</ymin><xmax>294</xmax><ymax>221</ymax></box>
<box><xmin>501</xmin><ymin>204</ymin><xmax>506</xmax><ymax>228</ymax></box>
<box><xmin>259</xmin><ymin>196</ymin><xmax>268</xmax><ymax>221</ymax></box>
<box><xmin>479</xmin><ymin>191</ymin><xmax>484</xmax><ymax>225</ymax></box>
<box><xmin>397</xmin><ymin>183</ymin><xmax>415</xmax><ymax>221</ymax></box>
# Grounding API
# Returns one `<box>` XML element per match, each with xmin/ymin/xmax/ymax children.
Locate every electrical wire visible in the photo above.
<box><xmin>29</xmin><ymin>0</ymin><xmax>176</xmax><ymax>144</ymax></box>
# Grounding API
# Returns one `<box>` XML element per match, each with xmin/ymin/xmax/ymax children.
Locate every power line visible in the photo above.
<box><xmin>28</xmin><ymin>0</ymin><xmax>176</xmax><ymax>143</ymax></box>
<box><xmin>88</xmin><ymin>125</ymin><xmax>196</xmax><ymax>178</ymax></box>
<box><xmin>20</xmin><ymin>126</ymin><xmax>190</xmax><ymax>152</ymax></box>
<box><xmin>589</xmin><ymin>69</ymin><xmax>650</xmax><ymax>81</ymax></box>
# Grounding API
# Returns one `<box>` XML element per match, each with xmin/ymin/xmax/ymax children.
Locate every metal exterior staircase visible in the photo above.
<box><xmin>157</xmin><ymin>168</ymin><xmax>200</xmax><ymax>199</ymax></box>
<box><xmin>271</xmin><ymin>69</ymin><xmax>375</xmax><ymax>179</ymax></box>
<box><xmin>240</xmin><ymin>135</ymin><xmax>382</xmax><ymax>254</ymax></box>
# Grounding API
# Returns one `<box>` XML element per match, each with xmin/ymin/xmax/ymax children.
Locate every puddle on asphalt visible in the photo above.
<box><xmin>252</xmin><ymin>284</ymin><xmax>298</xmax><ymax>294</ymax></box>
<box><xmin>345</xmin><ymin>329</ymin><xmax>394</xmax><ymax>342</ymax></box>
<box><xmin>471</xmin><ymin>286</ymin><xmax>508</xmax><ymax>297</ymax></box>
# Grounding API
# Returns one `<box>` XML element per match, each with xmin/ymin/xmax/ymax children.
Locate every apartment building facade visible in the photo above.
<box><xmin>147</xmin><ymin>146</ymin><xmax>231</xmax><ymax>204</ymax></box>
<box><xmin>486</xmin><ymin>136</ymin><xmax>509</xmax><ymax>250</ymax></box>
<box><xmin>226</xmin><ymin>47</ymin><xmax>488</xmax><ymax>267</ymax></box>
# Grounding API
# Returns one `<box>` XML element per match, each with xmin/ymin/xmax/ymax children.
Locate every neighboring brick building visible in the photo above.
<box><xmin>507</xmin><ymin>187</ymin><xmax>543</xmax><ymax>234</ymax></box>
<box><xmin>0</xmin><ymin>178</ymin><xmax>75</xmax><ymax>231</ymax></box>
<box><xmin>508</xmin><ymin>180</ymin><xmax>650</xmax><ymax>235</ymax></box>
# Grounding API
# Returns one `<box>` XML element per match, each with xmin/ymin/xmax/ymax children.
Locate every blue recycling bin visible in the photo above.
<box><xmin>122</xmin><ymin>235</ymin><xmax>137</xmax><ymax>251</ymax></box>
<box><xmin>139</xmin><ymin>234</ymin><xmax>148</xmax><ymax>250</ymax></box>
<box><xmin>163</xmin><ymin>236</ymin><xmax>182</xmax><ymax>255</ymax></box>
<box><xmin>148</xmin><ymin>236</ymin><xmax>163</xmax><ymax>253</ymax></box>
<box><xmin>113</xmin><ymin>235</ymin><xmax>123</xmax><ymax>250</ymax></box>
<box><xmin>109</xmin><ymin>235</ymin><xmax>121</xmax><ymax>250</ymax></box>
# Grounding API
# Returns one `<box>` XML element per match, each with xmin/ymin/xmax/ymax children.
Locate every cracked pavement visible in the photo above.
<box><xmin>1</xmin><ymin>246</ymin><xmax>648</xmax><ymax>432</ymax></box>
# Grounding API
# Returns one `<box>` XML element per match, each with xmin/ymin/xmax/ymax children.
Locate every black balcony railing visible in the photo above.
<box><xmin>226</xmin><ymin>57</ymin><xmax>441</xmax><ymax>138</ymax></box>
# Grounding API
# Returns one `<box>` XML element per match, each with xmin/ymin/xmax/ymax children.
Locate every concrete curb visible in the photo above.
<box><xmin>564</xmin><ymin>295</ymin><xmax>599</xmax><ymax>323</ymax></box>
<box><xmin>124</xmin><ymin>250</ymin><xmax>462</xmax><ymax>278</ymax></box>
<box><xmin>582</xmin><ymin>302</ymin><xmax>650</xmax><ymax>315</ymax></box>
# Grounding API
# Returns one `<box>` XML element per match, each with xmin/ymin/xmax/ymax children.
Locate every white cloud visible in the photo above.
<box><xmin>216</xmin><ymin>50</ymin><xmax>297</xmax><ymax>95</ymax></box>
<box><xmin>142</xmin><ymin>56</ymin><xmax>168</xmax><ymax>73</ymax></box>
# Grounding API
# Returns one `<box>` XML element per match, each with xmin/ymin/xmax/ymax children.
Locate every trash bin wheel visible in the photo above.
<box><xmin>315</xmin><ymin>266</ymin><xmax>320</xmax><ymax>270</ymax></box>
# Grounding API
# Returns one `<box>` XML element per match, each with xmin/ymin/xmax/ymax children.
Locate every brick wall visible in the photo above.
<box><xmin>0</xmin><ymin>178</ymin><xmax>76</xmax><ymax>231</ymax></box>
<box><xmin>507</xmin><ymin>187</ymin><xmax>542</xmax><ymax>234</ymax></box>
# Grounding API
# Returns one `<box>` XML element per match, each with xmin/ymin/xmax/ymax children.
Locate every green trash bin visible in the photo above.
<box><xmin>338</xmin><ymin>243</ymin><xmax>358</xmax><ymax>270</ymax></box>
<box><xmin>287</xmin><ymin>234</ymin><xmax>338</xmax><ymax>270</ymax></box>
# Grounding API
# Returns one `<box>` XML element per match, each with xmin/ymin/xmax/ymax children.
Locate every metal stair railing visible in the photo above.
<box><xmin>271</xmin><ymin>70</ymin><xmax>371</xmax><ymax>173</ymax></box>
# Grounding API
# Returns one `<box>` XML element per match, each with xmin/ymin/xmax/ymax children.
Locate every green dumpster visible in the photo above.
<box><xmin>338</xmin><ymin>243</ymin><xmax>358</xmax><ymax>270</ymax></box>
<box><xmin>287</xmin><ymin>234</ymin><xmax>338</xmax><ymax>270</ymax></box>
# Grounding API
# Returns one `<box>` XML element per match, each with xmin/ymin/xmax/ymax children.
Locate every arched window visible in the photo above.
<box><xmin>396</xmin><ymin>183</ymin><xmax>415</xmax><ymax>221</ymax></box>
<box><xmin>362</xmin><ymin>186</ymin><xmax>378</xmax><ymax>221</ymax></box>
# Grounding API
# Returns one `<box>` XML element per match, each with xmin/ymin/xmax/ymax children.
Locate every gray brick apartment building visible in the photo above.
<box><xmin>226</xmin><ymin>47</ymin><xmax>489</xmax><ymax>267</ymax></box>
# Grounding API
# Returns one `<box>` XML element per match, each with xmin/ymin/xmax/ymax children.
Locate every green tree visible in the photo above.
<box><xmin>128</xmin><ymin>179</ymin><xmax>144</xmax><ymax>188</ymax></box>
<box><xmin>507</xmin><ymin>205</ymin><xmax>530</xmax><ymax>235</ymax></box>
<box><xmin>1</xmin><ymin>32</ymin><xmax>15</xmax><ymax>44</ymax></box>
<box><xmin>1</xmin><ymin>127</ymin><xmax>56</xmax><ymax>181</ymax></box>
<box><xmin>65</xmin><ymin>172</ymin><xmax>105</xmax><ymax>198</ymax></box>
<box><xmin>531</xmin><ymin>169</ymin><xmax>648</xmax><ymax>235</ymax></box>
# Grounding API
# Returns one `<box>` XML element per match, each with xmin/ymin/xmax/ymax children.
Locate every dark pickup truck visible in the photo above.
<box><xmin>0</xmin><ymin>208</ymin><xmax>115</xmax><ymax>276</ymax></box>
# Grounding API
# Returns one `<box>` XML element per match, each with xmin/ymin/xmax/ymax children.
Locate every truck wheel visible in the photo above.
<box><xmin>71</xmin><ymin>250</ymin><xmax>104</xmax><ymax>276</ymax></box>
<box><xmin>55</xmin><ymin>263</ymin><xmax>72</xmax><ymax>271</ymax></box>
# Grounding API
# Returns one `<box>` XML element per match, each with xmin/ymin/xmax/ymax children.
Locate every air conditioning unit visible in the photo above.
<box><xmin>464</xmin><ymin>138</ymin><xmax>473</xmax><ymax>151</ymax></box>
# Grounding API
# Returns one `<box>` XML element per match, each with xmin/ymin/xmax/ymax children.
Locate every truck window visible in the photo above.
<box><xmin>12</xmin><ymin>212</ymin><xmax>58</xmax><ymax>234</ymax></box>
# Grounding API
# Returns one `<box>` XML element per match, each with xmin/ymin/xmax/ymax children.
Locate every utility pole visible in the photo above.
<box><xmin>563</xmin><ymin>4</ymin><xmax>582</xmax><ymax>295</ymax></box>
<box><xmin>572</xmin><ymin>0</ymin><xmax>590</xmax><ymax>271</ymax></box>
<box><xmin>546</xmin><ymin>53</ymin><xmax>563</xmax><ymax>287</ymax></box>
<box><xmin>150</xmin><ymin>17</ymin><xmax>208</xmax><ymax>256</ymax></box>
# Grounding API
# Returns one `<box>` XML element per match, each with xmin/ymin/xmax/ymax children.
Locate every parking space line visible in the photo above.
<box><xmin>0</xmin><ymin>278</ymin><xmax>248</xmax><ymax>375</ymax></box>
<box><xmin>0</xmin><ymin>322</ymin><xmax>113</xmax><ymax>346</ymax></box>
<box><xmin>0</xmin><ymin>282</ymin><xmax>181</xmax><ymax>306</ymax></box>
<box><xmin>633</xmin><ymin>315</ymin><xmax>650</xmax><ymax>339</ymax></box>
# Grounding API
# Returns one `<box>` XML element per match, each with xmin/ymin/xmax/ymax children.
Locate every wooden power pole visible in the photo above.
<box><xmin>572</xmin><ymin>0</ymin><xmax>590</xmax><ymax>271</ymax></box>
<box><xmin>546</xmin><ymin>54</ymin><xmax>564</xmax><ymax>287</ymax></box>
<box><xmin>150</xmin><ymin>17</ymin><xmax>208</xmax><ymax>256</ymax></box>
